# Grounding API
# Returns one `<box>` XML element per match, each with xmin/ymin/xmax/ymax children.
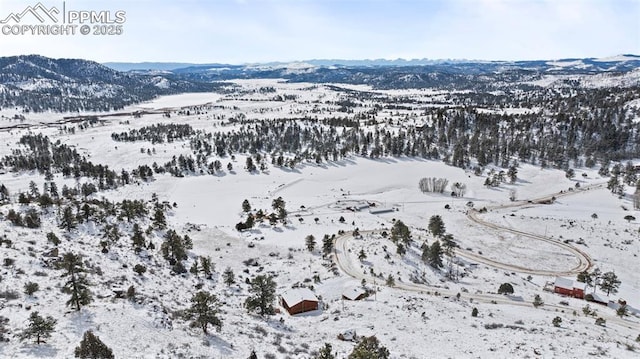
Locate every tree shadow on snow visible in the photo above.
<box><xmin>21</xmin><ymin>344</ymin><xmax>59</xmax><ymax>358</ymax></box>
<box><xmin>276</xmin><ymin>166</ymin><xmax>302</xmax><ymax>174</ymax></box>
<box><xmin>204</xmin><ymin>335</ymin><xmax>234</xmax><ymax>356</ymax></box>
<box><xmin>513</xmin><ymin>178</ymin><xmax>532</xmax><ymax>185</ymax></box>
<box><xmin>67</xmin><ymin>309</ymin><xmax>96</xmax><ymax>336</ymax></box>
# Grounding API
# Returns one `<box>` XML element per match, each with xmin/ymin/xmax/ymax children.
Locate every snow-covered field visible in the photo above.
<box><xmin>0</xmin><ymin>84</ymin><xmax>639</xmax><ymax>358</ymax></box>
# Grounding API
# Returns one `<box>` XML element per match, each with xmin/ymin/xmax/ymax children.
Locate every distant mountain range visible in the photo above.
<box><xmin>105</xmin><ymin>54</ymin><xmax>640</xmax><ymax>91</ymax></box>
<box><xmin>1</xmin><ymin>54</ymin><xmax>638</xmax><ymax>112</ymax></box>
<box><xmin>105</xmin><ymin>54</ymin><xmax>640</xmax><ymax>72</ymax></box>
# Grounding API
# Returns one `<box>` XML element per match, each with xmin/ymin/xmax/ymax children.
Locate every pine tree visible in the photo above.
<box><xmin>358</xmin><ymin>249</ymin><xmax>367</xmax><ymax>261</ymax></box>
<box><xmin>223</xmin><ymin>267</ymin><xmax>235</xmax><ymax>286</ymax></box>
<box><xmin>441</xmin><ymin>234</ymin><xmax>457</xmax><ymax>278</ymax></box>
<box><xmin>396</xmin><ymin>243</ymin><xmax>406</xmax><ymax>256</ymax></box>
<box><xmin>133</xmin><ymin>264</ymin><xmax>147</xmax><ymax>275</ymax></box>
<box><xmin>272</xmin><ymin>197</ymin><xmax>287</xmax><ymax>221</ymax></box>
<box><xmin>533</xmin><ymin>294</ymin><xmax>544</xmax><ymax>308</ymax></box>
<box><xmin>616</xmin><ymin>305</ymin><xmax>629</xmax><ymax>318</ymax></box>
<box><xmin>0</xmin><ymin>184</ymin><xmax>9</xmax><ymax>204</ymax></box>
<box><xmin>29</xmin><ymin>180</ymin><xmax>40</xmax><ymax>198</ymax></box>
<box><xmin>634</xmin><ymin>187</ymin><xmax>640</xmax><ymax>210</ymax></box>
<box><xmin>0</xmin><ymin>316</ymin><xmax>9</xmax><ymax>342</ymax></box>
<box><xmin>61</xmin><ymin>253</ymin><xmax>92</xmax><ymax>311</ymax></box>
<box><xmin>245</xmin><ymin>275</ymin><xmax>277</xmax><ymax>316</ymax></box>
<box><xmin>245</xmin><ymin>157</ymin><xmax>256</xmax><ymax>172</ymax></box>
<box><xmin>577</xmin><ymin>270</ymin><xmax>594</xmax><ymax>288</ymax></box>
<box><xmin>24</xmin><ymin>282</ymin><xmax>39</xmax><ymax>296</ymax></box>
<box><xmin>498</xmin><ymin>283</ymin><xmax>514</xmax><ymax>295</ymax></box>
<box><xmin>390</xmin><ymin>220</ymin><xmax>411</xmax><ymax>244</ymax></box>
<box><xmin>131</xmin><ymin>223</ymin><xmax>145</xmax><ymax>253</ymax></box>
<box><xmin>315</xmin><ymin>343</ymin><xmax>336</xmax><ymax>359</ymax></box>
<box><xmin>19</xmin><ymin>312</ymin><xmax>56</xmax><ymax>344</ymax></box>
<box><xmin>74</xmin><ymin>330</ymin><xmax>114</xmax><ymax>358</ymax></box>
<box><xmin>152</xmin><ymin>208</ymin><xmax>166</xmax><ymax>229</ymax></box>
<box><xmin>190</xmin><ymin>258</ymin><xmax>200</xmax><ymax>277</ymax></box>
<box><xmin>242</xmin><ymin>199</ymin><xmax>252</xmax><ymax>213</ymax></box>
<box><xmin>348</xmin><ymin>336</ymin><xmax>390</xmax><ymax>359</ymax></box>
<box><xmin>607</xmin><ymin>175</ymin><xmax>620</xmax><ymax>194</ymax></box>
<box><xmin>421</xmin><ymin>242</ymin><xmax>430</xmax><ymax>263</ymax></box>
<box><xmin>428</xmin><ymin>215</ymin><xmax>445</xmax><ymax>237</ymax></box>
<box><xmin>46</xmin><ymin>232</ymin><xmax>61</xmax><ymax>245</ymax></box>
<box><xmin>428</xmin><ymin>240</ymin><xmax>444</xmax><ymax>268</ymax></box>
<box><xmin>185</xmin><ymin>291</ymin><xmax>223</xmax><ymax>334</ymax></box>
<box><xmin>244</xmin><ymin>214</ymin><xmax>255</xmax><ymax>229</ymax></box>
<box><xmin>305</xmin><ymin>235</ymin><xmax>316</xmax><ymax>252</ymax></box>
<box><xmin>322</xmin><ymin>235</ymin><xmax>333</xmax><ymax>257</ymax></box>
<box><xmin>599</xmin><ymin>271</ymin><xmax>621</xmax><ymax>296</ymax></box>
<box><xmin>161</xmin><ymin>230</ymin><xmax>192</xmax><ymax>264</ymax></box>
<box><xmin>101</xmin><ymin>224</ymin><xmax>121</xmax><ymax>244</ymax></box>
<box><xmin>59</xmin><ymin>205</ymin><xmax>77</xmax><ymax>231</ymax></box>
<box><xmin>386</xmin><ymin>275</ymin><xmax>395</xmax><ymax>287</ymax></box>
<box><xmin>507</xmin><ymin>165</ymin><xmax>518</xmax><ymax>183</ymax></box>
<box><xmin>200</xmin><ymin>256</ymin><xmax>213</xmax><ymax>279</ymax></box>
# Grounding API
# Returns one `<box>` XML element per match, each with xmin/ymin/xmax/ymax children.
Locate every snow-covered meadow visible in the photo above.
<box><xmin>0</xmin><ymin>82</ymin><xmax>639</xmax><ymax>358</ymax></box>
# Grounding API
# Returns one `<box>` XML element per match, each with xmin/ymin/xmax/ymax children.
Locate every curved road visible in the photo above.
<box><xmin>460</xmin><ymin>182</ymin><xmax>605</xmax><ymax>275</ymax></box>
<box><xmin>333</xmin><ymin>182</ymin><xmax>639</xmax><ymax>329</ymax></box>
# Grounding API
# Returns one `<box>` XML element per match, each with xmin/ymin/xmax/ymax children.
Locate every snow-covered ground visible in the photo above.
<box><xmin>0</xmin><ymin>83</ymin><xmax>639</xmax><ymax>358</ymax></box>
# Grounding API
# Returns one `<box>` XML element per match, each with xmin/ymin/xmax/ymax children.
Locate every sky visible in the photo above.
<box><xmin>0</xmin><ymin>0</ymin><xmax>638</xmax><ymax>64</ymax></box>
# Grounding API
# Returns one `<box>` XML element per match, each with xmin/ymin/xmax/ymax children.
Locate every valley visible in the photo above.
<box><xmin>0</xmin><ymin>63</ymin><xmax>639</xmax><ymax>358</ymax></box>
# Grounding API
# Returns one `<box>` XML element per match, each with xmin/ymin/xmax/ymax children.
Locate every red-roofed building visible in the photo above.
<box><xmin>572</xmin><ymin>282</ymin><xmax>587</xmax><ymax>299</ymax></box>
<box><xmin>554</xmin><ymin>277</ymin><xmax>574</xmax><ymax>297</ymax></box>
<box><xmin>281</xmin><ymin>288</ymin><xmax>319</xmax><ymax>315</ymax></box>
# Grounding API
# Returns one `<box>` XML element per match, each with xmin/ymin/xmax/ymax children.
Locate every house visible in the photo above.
<box><xmin>281</xmin><ymin>288</ymin><xmax>319</xmax><ymax>315</ymax></box>
<box><xmin>554</xmin><ymin>277</ymin><xmax>575</xmax><ymax>297</ymax></box>
<box><xmin>553</xmin><ymin>277</ymin><xmax>589</xmax><ymax>299</ymax></box>
<box><xmin>342</xmin><ymin>286</ymin><xmax>367</xmax><ymax>301</ymax></box>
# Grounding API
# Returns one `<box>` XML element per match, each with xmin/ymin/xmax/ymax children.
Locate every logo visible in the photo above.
<box><xmin>1</xmin><ymin>1</ymin><xmax>126</xmax><ymax>36</ymax></box>
<box><xmin>0</xmin><ymin>2</ymin><xmax>59</xmax><ymax>24</ymax></box>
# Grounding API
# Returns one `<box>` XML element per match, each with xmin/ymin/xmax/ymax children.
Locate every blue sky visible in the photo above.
<box><xmin>0</xmin><ymin>0</ymin><xmax>638</xmax><ymax>63</ymax></box>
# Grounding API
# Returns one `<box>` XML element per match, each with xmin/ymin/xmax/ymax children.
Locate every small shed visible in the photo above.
<box><xmin>554</xmin><ymin>277</ymin><xmax>574</xmax><ymax>297</ymax></box>
<box><xmin>342</xmin><ymin>287</ymin><xmax>367</xmax><ymax>301</ymax></box>
<box><xmin>281</xmin><ymin>288</ymin><xmax>319</xmax><ymax>315</ymax></box>
<box><xmin>369</xmin><ymin>207</ymin><xmax>395</xmax><ymax>215</ymax></box>
<box><xmin>585</xmin><ymin>292</ymin><xmax>609</xmax><ymax>306</ymax></box>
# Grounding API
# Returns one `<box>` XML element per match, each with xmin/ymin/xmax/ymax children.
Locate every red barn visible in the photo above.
<box><xmin>554</xmin><ymin>277</ymin><xmax>575</xmax><ymax>297</ymax></box>
<box><xmin>572</xmin><ymin>282</ymin><xmax>587</xmax><ymax>299</ymax></box>
<box><xmin>281</xmin><ymin>288</ymin><xmax>319</xmax><ymax>315</ymax></box>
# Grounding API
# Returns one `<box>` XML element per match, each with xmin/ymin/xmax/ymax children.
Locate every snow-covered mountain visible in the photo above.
<box><xmin>0</xmin><ymin>55</ymin><xmax>216</xmax><ymax>112</ymax></box>
<box><xmin>156</xmin><ymin>54</ymin><xmax>640</xmax><ymax>90</ymax></box>
<box><xmin>1</xmin><ymin>54</ymin><xmax>638</xmax><ymax>113</ymax></box>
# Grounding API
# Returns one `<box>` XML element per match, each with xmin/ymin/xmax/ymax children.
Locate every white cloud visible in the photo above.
<box><xmin>0</xmin><ymin>0</ymin><xmax>637</xmax><ymax>62</ymax></box>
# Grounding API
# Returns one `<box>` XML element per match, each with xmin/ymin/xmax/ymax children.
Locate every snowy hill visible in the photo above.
<box><xmin>0</xmin><ymin>63</ymin><xmax>639</xmax><ymax>358</ymax></box>
<box><xmin>0</xmin><ymin>55</ymin><xmax>218</xmax><ymax>112</ymax></box>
